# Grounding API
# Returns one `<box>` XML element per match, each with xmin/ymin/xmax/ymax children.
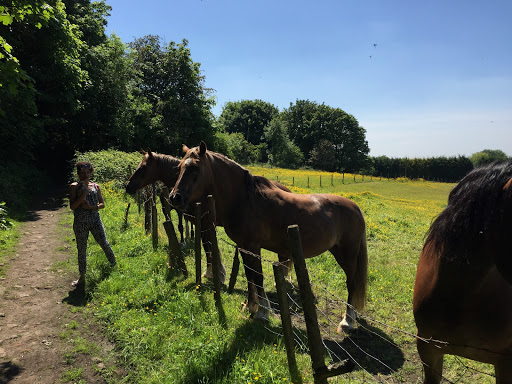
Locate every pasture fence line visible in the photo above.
<box><xmin>128</xmin><ymin>191</ymin><xmax>494</xmax><ymax>383</ymax></box>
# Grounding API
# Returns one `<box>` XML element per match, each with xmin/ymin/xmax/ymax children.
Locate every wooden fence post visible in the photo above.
<box><xmin>151</xmin><ymin>184</ymin><xmax>158</xmax><ymax>249</ymax></box>
<box><xmin>163</xmin><ymin>219</ymin><xmax>188</xmax><ymax>277</ymax></box>
<box><xmin>273</xmin><ymin>262</ymin><xmax>302</xmax><ymax>384</ymax></box>
<box><xmin>307</xmin><ymin>176</ymin><xmax>310</xmax><ymax>188</ymax></box>
<box><xmin>195</xmin><ymin>202</ymin><xmax>202</xmax><ymax>285</ymax></box>
<box><xmin>207</xmin><ymin>196</ymin><xmax>222</xmax><ymax>306</ymax></box>
<box><xmin>320</xmin><ymin>175</ymin><xmax>322</xmax><ymax>187</ymax></box>
<box><xmin>123</xmin><ymin>203</ymin><xmax>130</xmax><ymax>228</ymax></box>
<box><xmin>144</xmin><ymin>188</ymin><xmax>151</xmax><ymax>234</ymax></box>
<box><xmin>288</xmin><ymin>225</ymin><xmax>354</xmax><ymax>383</ymax></box>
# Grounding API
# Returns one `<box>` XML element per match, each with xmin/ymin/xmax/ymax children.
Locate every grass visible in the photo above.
<box><xmin>62</xmin><ymin>169</ymin><xmax>498</xmax><ymax>383</ymax></box>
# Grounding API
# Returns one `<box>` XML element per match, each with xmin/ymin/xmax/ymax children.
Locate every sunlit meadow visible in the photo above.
<box><xmin>64</xmin><ymin>166</ymin><xmax>497</xmax><ymax>383</ymax></box>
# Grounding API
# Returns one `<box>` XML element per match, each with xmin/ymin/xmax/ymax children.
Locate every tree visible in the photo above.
<box><xmin>218</xmin><ymin>100</ymin><xmax>279</xmax><ymax>145</ymax></box>
<box><xmin>309</xmin><ymin>140</ymin><xmax>336</xmax><ymax>171</ymax></box>
<box><xmin>470</xmin><ymin>149</ymin><xmax>508</xmax><ymax>168</ymax></box>
<box><xmin>0</xmin><ymin>0</ymin><xmax>54</xmax><ymax>162</ymax></box>
<box><xmin>263</xmin><ymin>118</ymin><xmax>303</xmax><ymax>169</ymax></box>
<box><xmin>128</xmin><ymin>36</ymin><xmax>216</xmax><ymax>154</ymax></box>
<box><xmin>282</xmin><ymin>100</ymin><xmax>370</xmax><ymax>172</ymax></box>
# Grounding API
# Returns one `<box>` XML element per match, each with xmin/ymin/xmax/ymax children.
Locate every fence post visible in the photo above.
<box><xmin>287</xmin><ymin>224</ymin><xmax>327</xmax><ymax>384</ymax></box>
<box><xmin>331</xmin><ymin>174</ymin><xmax>333</xmax><ymax>186</ymax></box>
<box><xmin>163</xmin><ymin>219</ymin><xmax>188</xmax><ymax>277</ymax></box>
<box><xmin>307</xmin><ymin>176</ymin><xmax>310</xmax><ymax>188</ymax></box>
<box><xmin>123</xmin><ymin>203</ymin><xmax>130</xmax><ymax>228</ymax></box>
<box><xmin>144</xmin><ymin>188</ymin><xmax>151</xmax><ymax>234</ymax></box>
<box><xmin>320</xmin><ymin>175</ymin><xmax>322</xmax><ymax>187</ymax></box>
<box><xmin>273</xmin><ymin>262</ymin><xmax>302</xmax><ymax>384</ymax></box>
<box><xmin>293</xmin><ymin>176</ymin><xmax>295</xmax><ymax>186</ymax></box>
<box><xmin>288</xmin><ymin>225</ymin><xmax>354</xmax><ymax>383</ymax></box>
<box><xmin>207</xmin><ymin>195</ymin><xmax>222</xmax><ymax>305</ymax></box>
<box><xmin>151</xmin><ymin>184</ymin><xmax>158</xmax><ymax>249</ymax></box>
<box><xmin>195</xmin><ymin>203</ymin><xmax>202</xmax><ymax>285</ymax></box>
<box><xmin>228</xmin><ymin>247</ymin><xmax>240</xmax><ymax>294</ymax></box>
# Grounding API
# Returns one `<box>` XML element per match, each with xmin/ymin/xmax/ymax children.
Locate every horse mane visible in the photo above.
<box><xmin>208</xmin><ymin>151</ymin><xmax>278</xmax><ymax>195</ymax></box>
<box><xmin>426</xmin><ymin>159</ymin><xmax>512</xmax><ymax>262</ymax></box>
<box><xmin>151</xmin><ymin>152</ymin><xmax>180</xmax><ymax>167</ymax></box>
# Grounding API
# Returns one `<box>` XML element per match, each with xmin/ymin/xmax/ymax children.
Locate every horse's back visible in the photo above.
<box><xmin>266</xmin><ymin>191</ymin><xmax>365</xmax><ymax>257</ymax></box>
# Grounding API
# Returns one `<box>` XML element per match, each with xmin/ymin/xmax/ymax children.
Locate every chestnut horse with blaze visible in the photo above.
<box><xmin>414</xmin><ymin>160</ymin><xmax>512</xmax><ymax>383</ymax></box>
<box><xmin>171</xmin><ymin>141</ymin><xmax>368</xmax><ymax>331</ymax></box>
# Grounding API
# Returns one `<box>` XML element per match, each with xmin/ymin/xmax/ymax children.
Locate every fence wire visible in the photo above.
<box><xmin>141</xmin><ymin>187</ymin><xmax>498</xmax><ymax>383</ymax></box>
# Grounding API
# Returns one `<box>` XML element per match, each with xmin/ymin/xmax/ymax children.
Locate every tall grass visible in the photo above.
<box><xmin>67</xmin><ymin>165</ymin><xmax>496</xmax><ymax>383</ymax></box>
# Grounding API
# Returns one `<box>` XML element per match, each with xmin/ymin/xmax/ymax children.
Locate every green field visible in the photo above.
<box><xmin>57</xmin><ymin>167</ymin><xmax>498</xmax><ymax>383</ymax></box>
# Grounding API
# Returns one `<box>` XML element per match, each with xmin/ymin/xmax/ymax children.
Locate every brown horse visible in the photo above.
<box><xmin>170</xmin><ymin>141</ymin><xmax>368</xmax><ymax>330</ymax></box>
<box><xmin>413</xmin><ymin>160</ymin><xmax>512</xmax><ymax>383</ymax></box>
<box><xmin>125</xmin><ymin>150</ymin><xmax>188</xmax><ymax>241</ymax></box>
<box><xmin>126</xmin><ymin>149</ymin><xmax>291</xmax><ymax>283</ymax></box>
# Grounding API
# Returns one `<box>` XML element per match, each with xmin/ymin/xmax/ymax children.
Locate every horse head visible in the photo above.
<box><xmin>170</xmin><ymin>141</ymin><xmax>209</xmax><ymax>209</ymax></box>
<box><xmin>125</xmin><ymin>149</ymin><xmax>156</xmax><ymax>195</ymax></box>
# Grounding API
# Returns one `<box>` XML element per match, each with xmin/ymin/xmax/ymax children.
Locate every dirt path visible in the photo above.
<box><xmin>0</xmin><ymin>185</ymin><xmax>120</xmax><ymax>384</ymax></box>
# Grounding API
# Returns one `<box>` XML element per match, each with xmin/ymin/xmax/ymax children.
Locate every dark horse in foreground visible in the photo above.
<box><xmin>171</xmin><ymin>142</ymin><xmax>368</xmax><ymax>331</ymax></box>
<box><xmin>413</xmin><ymin>160</ymin><xmax>512</xmax><ymax>383</ymax></box>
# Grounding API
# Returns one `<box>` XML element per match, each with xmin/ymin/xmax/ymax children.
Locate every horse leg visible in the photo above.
<box><xmin>495</xmin><ymin>362</ymin><xmax>512</xmax><ymax>384</ymax></box>
<box><xmin>240</xmin><ymin>247</ymin><xmax>269</xmax><ymax>321</ymax></box>
<box><xmin>331</xmin><ymin>236</ymin><xmax>368</xmax><ymax>332</ymax></box>
<box><xmin>417</xmin><ymin>339</ymin><xmax>444</xmax><ymax>384</ymax></box>
<box><xmin>177</xmin><ymin>211</ymin><xmax>184</xmax><ymax>243</ymax></box>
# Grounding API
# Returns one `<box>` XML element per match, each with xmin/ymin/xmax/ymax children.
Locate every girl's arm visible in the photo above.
<box><xmin>69</xmin><ymin>182</ymin><xmax>87</xmax><ymax>210</ymax></box>
<box><xmin>95</xmin><ymin>184</ymin><xmax>105</xmax><ymax>210</ymax></box>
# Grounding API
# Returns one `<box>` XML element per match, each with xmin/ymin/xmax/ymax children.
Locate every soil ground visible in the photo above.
<box><xmin>0</xmin><ymin>185</ymin><xmax>123</xmax><ymax>384</ymax></box>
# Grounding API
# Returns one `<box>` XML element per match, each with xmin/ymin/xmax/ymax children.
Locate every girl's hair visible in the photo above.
<box><xmin>76</xmin><ymin>161</ymin><xmax>94</xmax><ymax>173</ymax></box>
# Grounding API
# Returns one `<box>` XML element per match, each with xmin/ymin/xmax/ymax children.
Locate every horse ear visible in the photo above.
<box><xmin>199</xmin><ymin>141</ymin><xmax>207</xmax><ymax>156</ymax></box>
<box><xmin>148</xmin><ymin>148</ymin><xmax>153</xmax><ymax>158</ymax></box>
<box><xmin>141</xmin><ymin>149</ymin><xmax>147</xmax><ymax>155</ymax></box>
<box><xmin>504</xmin><ymin>177</ymin><xmax>512</xmax><ymax>191</ymax></box>
<box><xmin>182</xmin><ymin>144</ymin><xmax>190</xmax><ymax>154</ymax></box>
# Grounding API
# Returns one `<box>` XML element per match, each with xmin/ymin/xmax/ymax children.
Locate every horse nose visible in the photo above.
<box><xmin>125</xmin><ymin>182</ymin><xmax>135</xmax><ymax>195</ymax></box>
<box><xmin>171</xmin><ymin>192</ymin><xmax>184</xmax><ymax>208</ymax></box>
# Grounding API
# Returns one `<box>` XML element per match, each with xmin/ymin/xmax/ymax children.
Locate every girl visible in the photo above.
<box><xmin>69</xmin><ymin>161</ymin><xmax>116</xmax><ymax>287</ymax></box>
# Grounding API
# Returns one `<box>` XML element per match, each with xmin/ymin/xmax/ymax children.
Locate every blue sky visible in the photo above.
<box><xmin>105</xmin><ymin>0</ymin><xmax>512</xmax><ymax>158</ymax></box>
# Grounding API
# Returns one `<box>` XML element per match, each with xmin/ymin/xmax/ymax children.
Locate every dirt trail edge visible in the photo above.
<box><xmin>0</xmin><ymin>185</ymin><xmax>122</xmax><ymax>384</ymax></box>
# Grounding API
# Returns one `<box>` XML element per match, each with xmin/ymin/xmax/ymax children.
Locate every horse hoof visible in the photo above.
<box><xmin>337</xmin><ymin>318</ymin><xmax>355</xmax><ymax>334</ymax></box>
<box><xmin>251</xmin><ymin>310</ymin><xmax>270</xmax><ymax>322</ymax></box>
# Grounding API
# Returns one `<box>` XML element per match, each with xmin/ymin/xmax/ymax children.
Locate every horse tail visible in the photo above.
<box><xmin>352</xmin><ymin>232</ymin><xmax>368</xmax><ymax>312</ymax></box>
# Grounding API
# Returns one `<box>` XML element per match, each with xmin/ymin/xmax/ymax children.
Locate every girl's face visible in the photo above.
<box><xmin>77</xmin><ymin>166</ymin><xmax>92</xmax><ymax>181</ymax></box>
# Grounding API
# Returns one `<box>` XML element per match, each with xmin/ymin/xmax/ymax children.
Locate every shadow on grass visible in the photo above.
<box><xmin>179</xmin><ymin>320</ymin><xmax>288</xmax><ymax>384</ymax></box>
<box><xmin>62</xmin><ymin>262</ymin><xmax>115</xmax><ymax>307</ymax></box>
<box><xmin>322</xmin><ymin>318</ymin><xmax>405</xmax><ymax>376</ymax></box>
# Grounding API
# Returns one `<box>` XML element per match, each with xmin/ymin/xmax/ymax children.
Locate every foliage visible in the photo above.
<box><xmin>372</xmin><ymin>155</ymin><xmax>474</xmax><ymax>182</ymax></box>
<box><xmin>0</xmin><ymin>161</ymin><xmax>49</xmax><ymax>211</ymax></box>
<box><xmin>263</xmin><ymin>118</ymin><xmax>303</xmax><ymax>169</ymax></box>
<box><xmin>308</xmin><ymin>139</ymin><xmax>337</xmax><ymax>172</ymax></box>
<box><xmin>72</xmin><ymin>149</ymin><xmax>142</xmax><ymax>189</ymax></box>
<box><xmin>218</xmin><ymin>99</ymin><xmax>279</xmax><ymax>146</ymax></box>
<box><xmin>127</xmin><ymin>35</ymin><xmax>216</xmax><ymax>155</ymax></box>
<box><xmin>469</xmin><ymin>149</ymin><xmax>509</xmax><ymax>168</ymax></box>
<box><xmin>281</xmin><ymin>100</ymin><xmax>369</xmax><ymax>172</ymax></box>
<box><xmin>0</xmin><ymin>202</ymin><xmax>12</xmax><ymax>230</ymax></box>
<box><xmin>213</xmin><ymin>131</ymin><xmax>261</xmax><ymax>164</ymax></box>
